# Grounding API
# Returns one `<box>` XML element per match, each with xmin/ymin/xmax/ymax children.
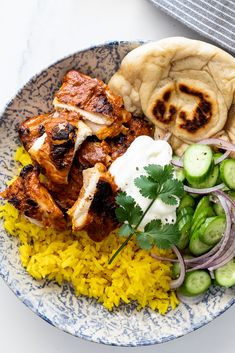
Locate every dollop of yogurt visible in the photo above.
<box><xmin>109</xmin><ymin>136</ymin><xmax>177</xmax><ymax>230</ymax></box>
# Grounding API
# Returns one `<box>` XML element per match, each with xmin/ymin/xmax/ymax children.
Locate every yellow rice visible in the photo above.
<box><xmin>0</xmin><ymin>147</ymin><xmax>178</xmax><ymax>313</ymax></box>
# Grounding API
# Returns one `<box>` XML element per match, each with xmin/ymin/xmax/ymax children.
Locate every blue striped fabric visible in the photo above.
<box><xmin>150</xmin><ymin>0</ymin><xmax>235</xmax><ymax>53</ymax></box>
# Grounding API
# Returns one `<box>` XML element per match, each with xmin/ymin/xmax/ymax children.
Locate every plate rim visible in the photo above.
<box><xmin>0</xmin><ymin>39</ymin><xmax>234</xmax><ymax>347</ymax></box>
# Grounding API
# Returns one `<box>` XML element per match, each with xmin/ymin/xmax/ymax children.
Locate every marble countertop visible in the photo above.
<box><xmin>0</xmin><ymin>1</ymin><xmax>235</xmax><ymax>352</ymax></box>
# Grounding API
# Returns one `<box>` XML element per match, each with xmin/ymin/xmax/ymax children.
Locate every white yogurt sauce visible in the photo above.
<box><xmin>109</xmin><ymin>136</ymin><xmax>177</xmax><ymax>230</ymax></box>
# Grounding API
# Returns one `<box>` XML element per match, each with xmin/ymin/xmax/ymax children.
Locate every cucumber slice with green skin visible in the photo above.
<box><xmin>189</xmin><ymin>230</ymin><xmax>213</xmax><ymax>256</ymax></box>
<box><xmin>189</xmin><ymin>165</ymin><xmax>219</xmax><ymax>189</ymax></box>
<box><xmin>172</xmin><ymin>255</ymin><xmax>194</xmax><ymax>279</ymax></box>
<box><xmin>178</xmin><ymin>195</ymin><xmax>195</xmax><ymax>211</ymax></box>
<box><xmin>227</xmin><ymin>191</ymin><xmax>235</xmax><ymax>201</ymax></box>
<box><xmin>177</xmin><ymin>206</ymin><xmax>194</xmax><ymax>223</ymax></box>
<box><xmin>213</xmin><ymin>201</ymin><xmax>225</xmax><ymax>216</ymax></box>
<box><xmin>215</xmin><ymin>259</ymin><xmax>235</xmax><ymax>287</ymax></box>
<box><xmin>191</xmin><ymin>206</ymin><xmax>215</xmax><ymax>234</ymax></box>
<box><xmin>192</xmin><ymin>196</ymin><xmax>210</xmax><ymax>223</ymax></box>
<box><xmin>179</xmin><ymin>270</ymin><xmax>212</xmax><ymax>296</ymax></box>
<box><xmin>183</xmin><ymin>144</ymin><xmax>213</xmax><ymax>184</ymax></box>
<box><xmin>199</xmin><ymin>216</ymin><xmax>226</xmax><ymax>246</ymax></box>
<box><xmin>172</xmin><ymin>157</ymin><xmax>186</xmax><ymax>181</ymax></box>
<box><xmin>220</xmin><ymin>159</ymin><xmax>235</xmax><ymax>190</ymax></box>
<box><xmin>175</xmin><ymin>167</ymin><xmax>185</xmax><ymax>182</ymax></box>
<box><xmin>213</xmin><ymin>152</ymin><xmax>223</xmax><ymax>162</ymax></box>
<box><xmin>177</xmin><ymin>215</ymin><xmax>193</xmax><ymax>249</ymax></box>
<box><xmin>172</xmin><ymin>262</ymin><xmax>181</xmax><ymax>279</ymax></box>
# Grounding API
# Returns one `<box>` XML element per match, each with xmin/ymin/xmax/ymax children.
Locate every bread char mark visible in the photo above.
<box><xmin>178</xmin><ymin>84</ymin><xmax>212</xmax><ymax>132</ymax></box>
<box><xmin>152</xmin><ymin>84</ymin><xmax>212</xmax><ymax>133</ymax></box>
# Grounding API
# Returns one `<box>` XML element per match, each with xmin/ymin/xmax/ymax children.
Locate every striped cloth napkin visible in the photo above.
<box><xmin>150</xmin><ymin>0</ymin><xmax>235</xmax><ymax>54</ymax></box>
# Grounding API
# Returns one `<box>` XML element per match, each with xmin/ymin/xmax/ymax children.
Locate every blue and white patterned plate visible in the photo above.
<box><xmin>0</xmin><ymin>41</ymin><xmax>234</xmax><ymax>346</ymax></box>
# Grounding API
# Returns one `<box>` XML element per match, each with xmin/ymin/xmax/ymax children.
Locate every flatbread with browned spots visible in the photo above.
<box><xmin>109</xmin><ymin>37</ymin><xmax>235</xmax><ymax>149</ymax></box>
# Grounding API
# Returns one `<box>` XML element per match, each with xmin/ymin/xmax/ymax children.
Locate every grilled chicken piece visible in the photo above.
<box><xmin>19</xmin><ymin>111</ymin><xmax>92</xmax><ymax>184</ymax></box>
<box><xmin>0</xmin><ymin>165</ymin><xmax>66</xmax><ymax>230</ymax></box>
<box><xmin>67</xmin><ymin>163</ymin><xmax>118</xmax><ymax>241</ymax></box>
<box><xmin>83</xmin><ymin>119</ymin><xmax>128</xmax><ymax>140</ymax></box>
<box><xmin>76</xmin><ymin>140</ymin><xmax>111</xmax><ymax>168</ymax></box>
<box><xmin>110</xmin><ymin>117</ymin><xmax>153</xmax><ymax>160</ymax></box>
<box><xmin>53</xmin><ymin>70</ymin><xmax>131</xmax><ymax>139</ymax></box>
<box><xmin>18</xmin><ymin>113</ymin><xmax>51</xmax><ymax>150</ymax></box>
<box><xmin>45</xmin><ymin>164</ymin><xmax>83</xmax><ymax>210</ymax></box>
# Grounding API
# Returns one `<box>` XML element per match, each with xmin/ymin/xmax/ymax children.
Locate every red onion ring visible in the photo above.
<box><xmin>187</xmin><ymin>195</ymin><xmax>232</xmax><ymax>271</ymax></box>
<box><xmin>184</xmin><ymin>242</ymin><xmax>221</xmax><ymax>265</ymax></box>
<box><xmin>215</xmin><ymin>190</ymin><xmax>235</xmax><ymax>209</ymax></box>
<box><xmin>214</xmin><ymin>150</ymin><xmax>231</xmax><ymax>164</ymax></box>
<box><xmin>177</xmin><ymin>291</ymin><xmax>205</xmax><ymax>305</ymax></box>
<box><xmin>184</xmin><ymin>184</ymin><xmax>225</xmax><ymax>195</ymax></box>
<box><xmin>208</xmin><ymin>237</ymin><xmax>235</xmax><ymax>271</ymax></box>
<box><xmin>198</xmin><ymin>138</ymin><xmax>235</xmax><ymax>152</ymax></box>
<box><xmin>171</xmin><ymin>159</ymin><xmax>183</xmax><ymax>168</ymax></box>
<box><xmin>151</xmin><ymin>253</ymin><xmax>178</xmax><ymax>263</ymax></box>
<box><xmin>170</xmin><ymin>246</ymin><xmax>186</xmax><ymax>289</ymax></box>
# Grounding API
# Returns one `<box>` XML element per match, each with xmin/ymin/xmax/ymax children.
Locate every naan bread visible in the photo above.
<box><xmin>109</xmin><ymin>37</ymin><xmax>235</xmax><ymax>148</ymax></box>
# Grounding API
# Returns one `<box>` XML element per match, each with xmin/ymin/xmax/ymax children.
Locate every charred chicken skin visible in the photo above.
<box><xmin>67</xmin><ymin>163</ymin><xmax>118</xmax><ymax>241</ymax></box>
<box><xmin>0</xmin><ymin>165</ymin><xmax>66</xmax><ymax>230</ymax></box>
<box><xmin>19</xmin><ymin>111</ymin><xmax>91</xmax><ymax>184</ymax></box>
<box><xmin>45</xmin><ymin>164</ymin><xmax>84</xmax><ymax>211</ymax></box>
<box><xmin>53</xmin><ymin>70</ymin><xmax>131</xmax><ymax>139</ymax></box>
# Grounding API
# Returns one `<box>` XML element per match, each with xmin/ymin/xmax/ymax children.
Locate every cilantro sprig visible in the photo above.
<box><xmin>108</xmin><ymin>164</ymin><xmax>184</xmax><ymax>264</ymax></box>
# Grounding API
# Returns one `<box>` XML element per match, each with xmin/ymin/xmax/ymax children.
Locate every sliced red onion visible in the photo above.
<box><xmin>171</xmin><ymin>159</ymin><xmax>183</xmax><ymax>168</ymax></box>
<box><xmin>176</xmin><ymin>290</ymin><xmax>205</xmax><ymax>305</ymax></box>
<box><xmin>187</xmin><ymin>195</ymin><xmax>232</xmax><ymax>271</ymax></box>
<box><xmin>151</xmin><ymin>253</ymin><xmax>178</xmax><ymax>263</ymax></box>
<box><xmin>198</xmin><ymin>138</ymin><xmax>235</xmax><ymax>152</ymax></box>
<box><xmin>215</xmin><ymin>190</ymin><xmax>235</xmax><ymax>209</ymax></box>
<box><xmin>184</xmin><ymin>242</ymin><xmax>221</xmax><ymax>265</ymax></box>
<box><xmin>214</xmin><ymin>150</ymin><xmax>231</xmax><ymax>164</ymax></box>
<box><xmin>207</xmin><ymin>235</ymin><xmax>235</xmax><ymax>271</ymax></box>
<box><xmin>170</xmin><ymin>246</ymin><xmax>186</xmax><ymax>289</ymax></box>
<box><xmin>184</xmin><ymin>184</ymin><xmax>225</xmax><ymax>195</ymax></box>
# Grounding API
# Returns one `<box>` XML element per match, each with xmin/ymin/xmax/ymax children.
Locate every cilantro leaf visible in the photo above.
<box><xmin>109</xmin><ymin>164</ymin><xmax>184</xmax><ymax>264</ymax></box>
<box><xmin>134</xmin><ymin>176</ymin><xmax>160</xmax><ymax>199</ymax></box>
<box><xmin>159</xmin><ymin>179</ymin><xmax>184</xmax><ymax>205</ymax></box>
<box><xmin>136</xmin><ymin>232</ymin><xmax>153</xmax><ymax>250</ymax></box>
<box><xmin>115</xmin><ymin>192</ymin><xmax>143</xmax><ymax>226</ymax></box>
<box><xmin>135</xmin><ymin>165</ymin><xmax>184</xmax><ymax>204</ymax></box>
<box><xmin>140</xmin><ymin>220</ymin><xmax>180</xmax><ymax>249</ymax></box>
<box><xmin>144</xmin><ymin>164</ymin><xmax>174</xmax><ymax>183</ymax></box>
<box><xmin>118</xmin><ymin>224</ymin><xmax>133</xmax><ymax>237</ymax></box>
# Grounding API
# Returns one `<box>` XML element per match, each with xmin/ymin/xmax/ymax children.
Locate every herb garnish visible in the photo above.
<box><xmin>108</xmin><ymin>164</ymin><xmax>184</xmax><ymax>264</ymax></box>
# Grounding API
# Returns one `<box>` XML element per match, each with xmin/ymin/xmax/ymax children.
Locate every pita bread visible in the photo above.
<box><xmin>109</xmin><ymin>37</ymin><xmax>235</xmax><ymax>146</ymax></box>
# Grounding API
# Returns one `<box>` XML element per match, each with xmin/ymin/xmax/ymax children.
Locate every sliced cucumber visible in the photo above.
<box><xmin>227</xmin><ymin>191</ymin><xmax>235</xmax><ymax>201</ymax></box>
<box><xmin>213</xmin><ymin>201</ymin><xmax>225</xmax><ymax>216</ymax></box>
<box><xmin>199</xmin><ymin>216</ymin><xmax>226</xmax><ymax>246</ymax></box>
<box><xmin>177</xmin><ymin>206</ymin><xmax>194</xmax><ymax>223</ymax></box>
<box><xmin>183</xmin><ymin>144</ymin><xmax>213</xmax><ymax>184</ymax></box>
<box><xmin>192</xmin><ymin>196</ymin><xmax>210</xmax><ymax>223</ymax></box>
<box><xmin>189</xmin><ymin>230</ymin><xmax>213</xmax><ymax>256</ymax></box>
<box><xmin>213</xmin><ymin>152</ymin><xmax>223</xmax><ymax>162</ymax></box>
<box><xmin>215</xmin><ymin>259</ymin><xmax>235</xmax><ymax>287</ymax></box>
<box><xmin>179</xmin><ymin>270</ymin><xmax>212</xmax><ymax>296</ymax></box>
<box><xmin>177</xmin><ymin>214</ymin><xmax>192</xmax><ymax>250</ymax></box>
<box><xmin>191</xmin><ymin>206</ymin><xmax>215</xmax><ymax>234</ymax></box>
<box><xmin>189</xmin><ymin>165</ymin><xmax>219</xmax><ymax>189</ymax></box>
<box><xmin>178</xmin><ymin>195</ymin><xmax>195</xmax><ymax>211</ymax></box>
<box><xmin>220</xmin><ymin>159</ymin><xmax>235</xmax><ymax>190</ymax></box>
<box><xmin>172</xmin><ymin>262</ymin><xmax>181</xmax><ymax>279</ymax></box>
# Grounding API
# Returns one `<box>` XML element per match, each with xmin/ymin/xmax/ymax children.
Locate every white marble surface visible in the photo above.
<box><xmin>0</xmin><ymin>0</ymin><xmax>235</xmax><ymax>352</ymax></box>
